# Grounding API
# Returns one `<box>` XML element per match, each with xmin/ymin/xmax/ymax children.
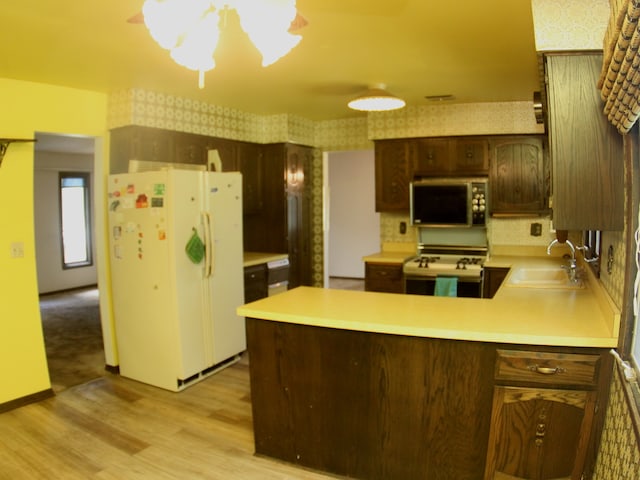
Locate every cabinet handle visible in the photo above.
<box><xmin>528</xmin><ymin>365</ymin><xmax>565</xmax><ymax>375</ymax></box>
<box><xmin>535</xmin><ymin>422</ymin><xmax>546</xmax><ymax>447</ymax></box>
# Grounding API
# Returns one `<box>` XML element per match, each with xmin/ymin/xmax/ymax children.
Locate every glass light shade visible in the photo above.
<box><xmin>235</xmin><ymin>0</ymin><xmax>301</xmax><ymax>66</ymax></box>
<box><xmin>348</xmin><ymin>88</ymin><xmax>406</xmax><ymax>112</ymax></box>
<box><xmin>169</xmin><ymin>10</ymin><xmax>220</xmax><ymax>72</ymax></box>
<box><xmin>142</xmin><ymin>0</ymin><xmax>301</xmax><ymax>84</ymax></box>
<box><xmin>143</xmin><ymin>0</ymin><xmax>213</xmax><ymax>50</ymax></box>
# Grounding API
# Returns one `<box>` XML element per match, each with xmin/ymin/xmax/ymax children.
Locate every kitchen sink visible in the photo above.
<box><xmin>506</xmin><ymin>266</ymin><xmax>584</xmax><ymax>289</ymax></box>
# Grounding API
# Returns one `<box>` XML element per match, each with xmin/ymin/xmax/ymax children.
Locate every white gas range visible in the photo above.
<box><xmin>403</xmin><ymin>228</ymin><xmax>488</xmax><ymax>297</ymax></box>
<box><xmin>403</xmin><ymin>245</ymin><xmax>487</xmax><ymax>280</ymax></box>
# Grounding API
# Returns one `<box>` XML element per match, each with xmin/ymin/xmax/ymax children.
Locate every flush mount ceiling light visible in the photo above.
<box><xmin>347</xmin><ymin>84</ymin><xmax>406</xmax><ymax>112</ymax></box>
<box><xmin>142</xmin><ymin>0</ymin><xmax>303</xmax><ymax>88</ymax></box>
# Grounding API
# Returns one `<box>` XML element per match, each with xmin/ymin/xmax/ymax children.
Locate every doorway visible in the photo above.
<box><xmin>324</xmin><ymin>150</ymin><xmax>380</xmax><ymax>289</ymax></box>
<box><xmin>33</xmin><ymin>133</ymin><xmax>105</xmax><ymax>391</ymax></box>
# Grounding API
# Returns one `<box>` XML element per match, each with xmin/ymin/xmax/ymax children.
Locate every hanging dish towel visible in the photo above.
<box><xmin>185</xmin><ymin>228</ymin><xmax>205</xmax><ymax>264</ymax></box>
<box><xmin>434</xmin><ymin>276</ymin><xmax>458</xmax><ymax>297</ymax></box>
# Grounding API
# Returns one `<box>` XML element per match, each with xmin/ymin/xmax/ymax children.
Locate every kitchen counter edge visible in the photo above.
<box><xmin>238</xmin><ymin>255</ymin><xmax>620</xmax><ymax>348</ymax></box>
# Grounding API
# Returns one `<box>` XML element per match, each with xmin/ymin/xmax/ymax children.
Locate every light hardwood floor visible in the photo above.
<box><xmin>0</xmin><ymin>355</ymin><xmax>338</xmax><ymax>480</ymax></box>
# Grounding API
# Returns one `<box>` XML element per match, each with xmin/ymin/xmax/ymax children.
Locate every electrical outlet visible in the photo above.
<box><xmin>10</xmin><ymin>241</ymin><xmax>24</xmax><ymax>258</ymax></box>
<box><xmin>399</xmin><ymin>221</ymin><xmax>407</xmax><ymax>234</ymax></box>
<box><xmin>530</xmin><ymin>223</ymin><xmax>542</xmax><ymax>236</ymax></box>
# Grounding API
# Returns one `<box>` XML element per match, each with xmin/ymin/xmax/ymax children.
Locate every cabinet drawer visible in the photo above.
<box><xmin>366</xmin><ymin>263</ymin><xmax>402</xmax><ymax>280</ymax></box>
<box><xmin>495</xmin><ymin>349</ymin><xmax>600</xmax><ymax>387</ymax></box>
<box><xmin>365</xmin><ymin>263</ymin><xmax>404</xmax><ymax>293</ymax></box>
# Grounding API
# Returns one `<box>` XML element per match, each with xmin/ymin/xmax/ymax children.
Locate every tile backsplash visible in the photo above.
<box><xmin>380</xmin><ymin>213</ymin><xmax>557</xmax><ymax>250</ymax></box>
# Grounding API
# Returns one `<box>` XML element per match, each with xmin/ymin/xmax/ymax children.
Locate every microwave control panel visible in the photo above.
<box><xmin>471</xmin><ymin>182</ymin><xmax>487</xmax><ymax>226</ymax></box>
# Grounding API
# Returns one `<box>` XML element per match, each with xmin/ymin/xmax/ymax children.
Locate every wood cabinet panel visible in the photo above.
<box><xmin>252</xmin><ymin>143</ymin><xmax>313</xmax><ymax>288</ymax></box>
<box><xmin>482</xmin><ymin>267</ymin><xmax>509</xmax><ymax>298</ymax></box>
<box><xmin>364</xmin><ymin>262</ymin><xmax>404</xmax><ymax>293</ymax></box>
<box><xmin>413</xmin><ymin>138</ymin><xmax>452</xmax><ymax>175</ymax></box>
<box><xmin>110</xmin><ymin>126</ymin><xmax>173</xmax><ymax>173</ymax></box>
<box><xmin>244</xmin><ymin>264</ymin><xmax>268</xmax><ymax>303</ymax></box>
<box><xmin>247</xmin><ymin>319</ymin><xmax>612</xmax><ymax>480</ymax></box>
<box><xmin>454</xmin><ymin>138</ymin><xmax>490</xmax><ymax>175</ymax></box>
<box><xmin>545</xmin><ymin>53</ymin><xmax>624</xmax><ymax>230</ymax></box>
<box><xmin>485</xmin><ymin>386</ymin><xmax>596</xmax><ymax>480</ymax></box>
<box><xmin>205</xmin><ymin>137</ymin><xmax>238</xmax><ymax>171</ymax></box>
<box><xmin>490</xmin><ymin>136</ymin><xmax>548</xmax><ymax>215</ymax></box>
<box><xmin>111</xmin><ymin>126</ymin><xmax>264</xmax><ymax>218</ymax></box>
<box><xmin>374</xmin><ymin>139</ymin><xmax>413</xmax><ymax>211</ymax></box>
<box><xmin>236</xmin><ymin>141</ymin><xmax>264</xmax><ymax>215</ymax></box>
<box><xmin>173</xmin><ymin>131</ymin><xmax>208</xmax><ymax>165</ymax></box>
<box><xmin>247</xmin><ymin>318</ymin><xmax>496</xmax><ymax>480</ymax></box>
<box><xmin>375</xmin><ymin>137</ymin><xmax>489</xmax><ymax>212</ymax></box>
<box><xmin>485</xmin><ymin>348</ymin><xmax>610</xmax><ymax>480</ymax></box>
<box><xmin>494</xmin><ymin>350</ymin><xmax>600</xmax><ymax>387</ymax></box>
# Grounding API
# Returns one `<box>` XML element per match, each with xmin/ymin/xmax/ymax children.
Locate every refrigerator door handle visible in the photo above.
<box><xmin>203</xmin><ymin>212</ymin><xmax>214</xmax><ymax>277</ymax></box>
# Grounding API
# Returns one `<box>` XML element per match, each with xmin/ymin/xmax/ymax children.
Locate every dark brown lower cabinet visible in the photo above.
<box><xmin>482</xmin><ymin>267</ymin><xmax>510</xmax><ymax>298</ymax></box>
<box><xmin>484</xmin><ymin>387</ymin><xmax>596</xmax><ymax>480</ymax></box>
<box><xmin>244</xmin><ymin>264</ymin><xmax>268</xmax><ymax>303</ymax></box>
<box><xmin>365</xmin><ymin>262</ymin><xmax>404</xmax><ymax>293</ymax></box>
<box><xmin>246</xmin><ymin>318</ymin><xmax>611</xmax><ymax>480</ymax></box>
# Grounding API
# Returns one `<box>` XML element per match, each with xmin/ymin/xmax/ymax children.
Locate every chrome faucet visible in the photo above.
<box><xmin>547</xmin><ymin>238</ymin><xmax>578</xmax><ymax>281</ymax></box>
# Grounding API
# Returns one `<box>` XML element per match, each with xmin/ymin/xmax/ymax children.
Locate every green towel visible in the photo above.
<box><xmin>434</xmin><ymin>276</ymin><xmax>458</xmax><ymax>297</ymax></box>
<box><xmin>185</xmin><ymin>228</ymin><xmax>205</xmax><ymax>264</ymax></box>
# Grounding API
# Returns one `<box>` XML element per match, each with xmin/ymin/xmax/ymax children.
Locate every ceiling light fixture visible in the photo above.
<box><xmin>142</xmin><ymin>0</ymin><xmax>302</xmax><ymax>89</ymax></box>
<box><xmin>347</xmin><ymin>84</ymin><xmax>406</xmax><ymax>112</ymax></box>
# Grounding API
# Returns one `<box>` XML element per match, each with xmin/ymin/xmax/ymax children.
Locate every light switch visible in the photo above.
<box><xmin>10</xmin><ymin>242</ymin><xmax>24</xmax><ymax>258</ymax></box>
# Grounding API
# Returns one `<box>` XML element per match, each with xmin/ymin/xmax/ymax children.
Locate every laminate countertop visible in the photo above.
<box><xmin>243</xmin><ymin>252</ymin><xmax>288</xmax><ymax>267</ymax></box>
<box><xmin>238</xmin><ymin>255</ymin><xmax>620</xmax><ymax>348</ymax></box>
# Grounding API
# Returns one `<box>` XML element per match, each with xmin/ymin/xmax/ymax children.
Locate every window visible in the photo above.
<box><xmin>59</xmin><ymin>172</ymin><xmax>92</xmax><ymax>269</ymax></box>
<box><xmin>582</xmin><ymin>230</ymin><xmax>602</xmax><ymax>277</ymax></box>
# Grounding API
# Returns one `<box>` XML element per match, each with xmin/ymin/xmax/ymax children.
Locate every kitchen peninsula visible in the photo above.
<box><xmin>237</xmin><ymin>254</ymin><xmax>619</xmax><ymax>480</ymax></box>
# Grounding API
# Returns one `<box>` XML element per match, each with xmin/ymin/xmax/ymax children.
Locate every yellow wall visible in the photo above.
<box><xmin>0</xmin><ymin>78</ymin><xmax>108</xmax><ymax>404</ymax></box>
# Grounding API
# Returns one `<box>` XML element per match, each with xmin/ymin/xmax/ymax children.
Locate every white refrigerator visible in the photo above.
<box><xmin>107</xmin><ymin>169</ymin><xmax>245</xmax><ymax>391</ymax></box>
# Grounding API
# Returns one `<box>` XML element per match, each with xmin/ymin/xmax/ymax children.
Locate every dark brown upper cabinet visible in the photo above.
<box><xmin>545</xmin><ymin>53</ymin><xmax>624</xmax><ymax>231</ymax></box>
<box><xmin>489</xmin><ymin>136</ymin><xmax>549</xmax><ymax>216</ymax></box>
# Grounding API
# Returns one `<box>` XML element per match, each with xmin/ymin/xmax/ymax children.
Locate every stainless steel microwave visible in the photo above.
<box><xmin>410</xmin><ymin>178</ymin><xmax>488</xmax><ymax>227</ymax></box>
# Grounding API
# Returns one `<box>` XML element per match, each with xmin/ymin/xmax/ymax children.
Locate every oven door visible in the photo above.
<box><xmin>404</xmin><ymin>274</ymin><xmax>482</xmax><ymax>298</ymax></box>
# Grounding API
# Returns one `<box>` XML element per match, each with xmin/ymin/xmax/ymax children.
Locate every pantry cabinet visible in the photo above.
<box><xmin>489</xmin><ymin>136</ymin><xmax>549</xmax><ymax>215</ymax></box>
<box><xmin>255</xmin><ymin>143</ymin><xmax>313</xmax><ymax>289</ymax></box>
<box><xmin>545</xmin><ymin>53</ymin><xmax>624</xmax><ymax>230</ymax></box>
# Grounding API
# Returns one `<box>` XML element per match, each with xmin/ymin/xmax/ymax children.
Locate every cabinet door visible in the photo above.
<box><xmin>110</xmin><ymin>126</ymin><xmax>173</xmax><ymax>174</ymax></box>
<box><xmin>237</xmin><ymin>141</ymin><xmax>264</xmax><ymax>215</ymax></box>
<box><xmin>286</xmin><ymin>144</ymin><xmax>313</xmax><ymax>288</ymax></box>
<box><xmin>482</xmin><ymin>267</ymin><xmax>509</xmax><ymax>298</ymax></box>
<box><xmin>484</xmin><ymin>386</ymin><xmax>596</xmax><ymax>480</ymax></box>
<box><xmin>206</xmin><ymin>137</ymin><xmax>239</xmax><ymax>171</ymax></box>
<box><xmin>174</xmin><ymin>132</ymin><xmax>208</xmax><ymax>165</ymax></box>
<box><xmin>374</xmin><ymin>139</ymin><xmax>413</xmax><ymax>211</ymax></box>
<box><xmin>413</xmin><ymin>138</ymin><xmax>452</xmax><ymax>175</ymax></box>
<box><xmin>546</xmin><ymin>53</ymin><xmax>624</xmax><ymax>230</ymax></box>
<box><xmin>455</xmin><ymin>138</ymin><xmax>489</xmax><ymax>175</ymax></box>
<box><xmin>490</xmin><ymin>137</ymin><xmax>547</xmax><ymax>214</ymax></box>
<box><xmin>244</xmin><ymin>264</ymin><xmax>268</xmax><ymax>302</ymax></box>
<box><xmin>365</xmin><ymin>262</ymin><xmax>404</xmax><ymax>293</ymax></box>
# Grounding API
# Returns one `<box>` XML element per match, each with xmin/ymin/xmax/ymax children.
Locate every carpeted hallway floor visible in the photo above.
<box><xmin>39</xmin><ymin>286</ymin><xmax>106</xmax><ymax>392</ymax></box>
